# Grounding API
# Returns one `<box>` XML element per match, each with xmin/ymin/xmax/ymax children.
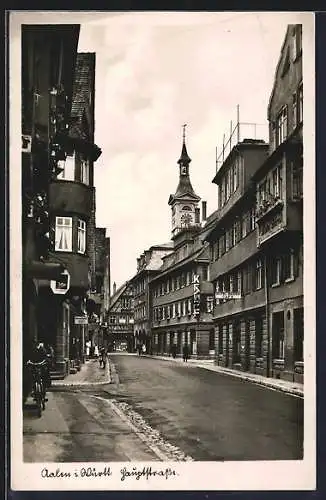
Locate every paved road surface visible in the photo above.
<box><xmin>23</xmin><ymin>354</ymin><xmax>303</xmax><ymax>462</ymax></box>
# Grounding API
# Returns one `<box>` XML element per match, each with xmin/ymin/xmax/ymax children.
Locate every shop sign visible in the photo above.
<box><xmin>50</xmin><ymin>269</ymin><xmax>70</xmax><ymax>295</ymax></box>
<box><xmin>193</xmin><ymin>274</ymin><xmax>201</xmax><ymax>317</ymax></box>
<box><xmin>215</xmin><ymin>292</ymin><xmax>242</xmax><ymax>300</ymax></box>
<box><xmin>74</xmin><ymin>316</ymin><xmax>88</xmax><ymax>325</ymax></box>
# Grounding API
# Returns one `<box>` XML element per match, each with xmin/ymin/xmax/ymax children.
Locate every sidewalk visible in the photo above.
<box><xmin>144</xmin><ymin>355</ymin><xmax>303</xmax><ymax>397</ymax></box>
<box><xmin>52</xmin><ymin>358</ymin><xmax>111</xmax><ymax>387</ymax></box>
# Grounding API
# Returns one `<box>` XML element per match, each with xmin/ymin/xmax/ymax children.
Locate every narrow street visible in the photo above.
<box><xmin>23</xmin><ymin>355</ymin><xmax>303</xmax><ymax>462</ymax></box>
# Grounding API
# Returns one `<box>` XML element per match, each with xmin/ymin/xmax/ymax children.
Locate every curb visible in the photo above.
<box><xmin>145</xmin><ymin>355</ymin><xmax>303</xmax><ymax>398</ymax></box>
<box><xmin>52</xmin><ymin>359</ymin><xmax>112</xmax><ymax>387</ymax></box>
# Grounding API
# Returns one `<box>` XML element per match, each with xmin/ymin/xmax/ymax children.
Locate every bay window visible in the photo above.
<box><xmin>57</xmin><ymin>154</ymin><xmax>75</xmax><ymax>181</ymax></box>
<box><xmin>55</xmin><ymin>216</ymin><xmax>72</xmax><ymax>251</ymax></box>
<box><xmin>77</xmin><ymin>219</ymin><xmax>86</xmax><ymax>254</ymax></box>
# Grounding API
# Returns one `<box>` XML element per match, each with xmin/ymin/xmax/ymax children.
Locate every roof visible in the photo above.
<box><xmin>212</xmin><ymin>139</ymin><xmax>268</xmax><ymax>185</ymax></box>
<box><xmin>109</xmin><ymin>281</ymin><xmax>130</xmax><ymax>310</ymax></box>
<box><xmin>150</xmin><ymin>244</ymin><xmax>209</xmax><ymax>283</ymax></box>
<box><xmin>178</xmin><ymin>142</ymin><xmax>192</xmax><ymax>165</ymax></box>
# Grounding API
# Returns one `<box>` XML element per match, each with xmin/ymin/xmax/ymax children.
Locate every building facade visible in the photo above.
<box><xmin>253</xmin><ymin>24</ymin><xmax>303</xmax><ymax>382</ymax></box>
<box><xmin>130</xmin><ymin>244</ymin><xmax>174</xmax><ymax>352</ymax></box>
<box><xmin>22</xmin><ymin>25</ymin><xmax>81</xmax><ymax>392</ymax></box>
<box><xmin>206</xmin><ymin>132</ymin><xmax>269</xmax><ymax>372</ymax></box>
<box><xmin>33</xmin><ymin>51</ymin><xmax>102</xmax><ymax>377</ymax></box>
<box><xmin>106</xmin><ymin>282</ymin><xmax>134</xmax><ymax>352</ymax></box>
<box><xmin>150</xmin><ymin>134</ymin><xmax>214</xmax><ymax>359</ymax></box>
<box><xmin>206</xmin><ymin>24</ymin><xmax>303</xmax><ymax>382</ymax></box>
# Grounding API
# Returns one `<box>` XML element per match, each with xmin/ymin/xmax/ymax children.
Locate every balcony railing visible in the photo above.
<box><xmin>216</xmin><ymin>120</ymin><xmax>269</xmax><ymax>172</ymax></box>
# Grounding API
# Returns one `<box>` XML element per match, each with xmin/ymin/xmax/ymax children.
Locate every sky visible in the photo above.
<box><xmin>77</xmin><ymin>11</ymin><xmax>306</xmax><ymax>290</ymax></box>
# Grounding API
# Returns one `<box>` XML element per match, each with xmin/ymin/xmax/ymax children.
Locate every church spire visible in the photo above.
<box><xmin>178</xmin><ymin>124</ymin><xmax>192</xmax><ymax>165</ymax></box>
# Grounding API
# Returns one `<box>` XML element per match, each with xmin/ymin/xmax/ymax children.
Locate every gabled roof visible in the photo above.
<box><xmin>109</xmin><ymin>281</ymin><xmax>131</xmax><ymax>311</ymax></box>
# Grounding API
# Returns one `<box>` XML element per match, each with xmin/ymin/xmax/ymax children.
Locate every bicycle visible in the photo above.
<box><xmin>26</xmin><ymin>359</ymin><xmax>47</xmax><ymax>418</ymax></box>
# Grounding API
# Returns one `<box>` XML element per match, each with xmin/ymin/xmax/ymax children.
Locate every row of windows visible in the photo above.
<box><xmin>214</xmin><ymin>249</ymin><xmax>297</xmax><ymax>302</ymax></box>
<box><xmin>109</xmin><ymin>315</ymin><xmax>133</xmax><ymax>325</ymax></box>
<box><xmin>216</xmin><ymin>316</ymin><xmax>264</xmax><ymax>359</ymax></box>
<box><xmin>272</xmin><ymin>82</ymin><xmax>303</xmax><ymax>149</ymax></box>
<box><xmin>55</xmin><ymin>216</ymin><xmax>86</xmax><ymax>254</ymax></box>
<box><xmin>211</xmin><ymin>209</ymin><xmax>255</xmax><ymax>261</ymax></box>
<box><xmin>153</xmin><ymin>296</ymin><xmax>213</xmax><ymax>321</ymax></box>
<box><xmin>218</xmin><ymin>158</ymin><xmax>240</xmax><ymax>209</ymax></box>
<box><xmin>134</xmin><ymin>279</ymin><xmax>147</xmax><ymax>296</ymax></box>
<box><xmin>153</xmin><ymin>266</ymin><xmax>209</xmax><ymax>297</ymax></box>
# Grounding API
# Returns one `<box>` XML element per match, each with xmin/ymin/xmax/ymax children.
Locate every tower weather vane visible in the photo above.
<box><xmin>182</xmin><ymin>123</ymin><xmax>187</xmax><ymax>143</ymax></box>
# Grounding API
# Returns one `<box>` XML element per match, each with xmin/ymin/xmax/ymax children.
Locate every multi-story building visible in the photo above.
<box><xmin>22</xmin><ymin>25</ymin><xmax>81</xmax><ymax>392</ymax></box>
<box><xmin>130</xmin><ymin>243</ymin><xmax>174</xmax><ymax>352</ymax></box>
<box><xmin>253</xmin><ymin>24</ymin><xmax>303</xmax><ymax>382</ymax></box>
<box><xmin>150</xmin><ymin>134</ymin><xmax>214</xmax><ymax>358</ymax></box>
<box><xmin>205</xmin><ymin>128</ymin><xmax>269</xmax><ymax>372</ymax></box>
<box><xmin>87</xmin><ymin>227</ymin><xmax>109</xmax><ymax>348</ymax></box>
<box><xmin>206</xmin><ymin>24</ymin><xmax>303</xmax><ymax>383</ymax></box>
<box><xmin>34</xmin><ymin>51</ymin><xmax>102</xmax><ymax>377</ymax></box>
<box><xmin>106</xmin><ymin>281</ymin><xmax>134</xmax><ymax>352</ymax></box>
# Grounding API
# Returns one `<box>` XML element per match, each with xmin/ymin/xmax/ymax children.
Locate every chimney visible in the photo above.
<box><xmin>195</xmin><ymin>208</ymin><xmax>200</xmax><ymax>224</ymax></box>
<box><xmin>113</xmin><ymin>282</ymin><xmax>116</xmax><ymax>295</ymax></box>
<box><xmin>202</xmin><ymin>201</ymin><xmax>207</xmax><ymax>221</ymax></box>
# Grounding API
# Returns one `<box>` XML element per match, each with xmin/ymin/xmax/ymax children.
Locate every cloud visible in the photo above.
<box><xmin>78</xmin><ymin>12</ymin><xmax>304</xmax><ymax>287</ymax></box>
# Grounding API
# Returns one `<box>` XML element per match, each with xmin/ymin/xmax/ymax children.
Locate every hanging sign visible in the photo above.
<box><xmin>50</xmin><ymin>269</ymin><xmax>70</xmax><ymax>295</ymax></box>
<box><xmin>193</xmin><ymin>274</ymin><xmax>201</xmax><ymax>317</ymax></box>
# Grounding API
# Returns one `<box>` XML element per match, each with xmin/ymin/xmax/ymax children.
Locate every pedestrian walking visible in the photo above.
<box><xmin>142</xmin><ymin>343</ymin><xmax>146</xmax><ymax>355</ymax></box>
<box><xmin>171</xmin><ymin>344</ymin><xmax>177</xmax><ymax>359</ymax></box>
<box><xmin>182</xmin><ymin>344</ymin><xmax>189</xmax><ymax>362</ymax></box>
<box><xmin>94</xmin><ymin>344</ymin><xmax>99</xmax><ymax>358</ymax></box>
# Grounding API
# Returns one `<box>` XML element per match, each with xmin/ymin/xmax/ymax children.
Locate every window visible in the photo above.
<box><xmin>276</xmin><ymin>106</ymin><xmax>288</xmax><ymax>146</ymax></box>
<box><xmin>298</xmin><ymin>82</ymin><xmax>303</xmax><ymax>123</ymax></box>
<box><xmin>283</xmin><ymin>249</ymin><xmax>295</xmax><ymax>281</ymax></box>
<box><xmin>187</xmin><ymin>298</ymin><xmax>192</xmax><ymax>314</ymax></box>
<box><xmin>292</xmin><ymin>155</ymin><xmax>303</xmax><ymax>199</ymax></box>
<box><xmin>55</xmin><ymin>217</ymin><xmax>72</xmax><ymax>251</ymax></box>
<box><xmin>202</xmin><ymin>266</ymin><xmax>209</xmax><ymax>281</ymax></box>
<box><xmin>292</xmin><ymin>93</ymin><xmax>297</xmax><ymax>129</ymax></box>
<box><xmin>80</xmin><ymin>159</ymin><xmax>89</xmax><ymax>185</ymax></box>
<box><xmin>292</xmin><ymin>24</ymin><xmax>302</xmax><ymax>60</ymax></box>
<box><xmin>256</xmin><ymin>259</ymin><xmax>263</xmax><ymax>290</ymax></box>
<box><xmin>233</xmin><ymin>161</ymin><xmax>238</xmax><ymax>191</ymax></box>
<box><xmin>77</xmin><ymin>219</ymin><xmax>86</xmax><ymax>254</ymax></box>
<box><xmin>250</xmin><ymin>208</ymin><xmax>256</xmax><ymax>231</ymax></box>
<box><xmin>237</xmin><ymin>271</ymin><xmax>242</xmax><ymax>295</ymax></box>
<box><xmin>110</xmin><ymin>316</ymin><xmax>116</xmax><ymax>324</ymax></box>
<box><xmin>57</xmin><ymin>154</ymin><xmax>75</xmax><ymax>181</ymax></box>
<box><xmin>271</xmin><ymin>257</ymin><xmax>281</xmax><ymax>286</ymax></box>
<box><xmin>272</xmin><ymin>165</ymin><xmax>283</xmax><ymax>198</ymax></box>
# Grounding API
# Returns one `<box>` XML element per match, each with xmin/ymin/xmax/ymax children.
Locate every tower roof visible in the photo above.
<box><xmin>177</xmin><ymin>142</ymin><xmax>192</xmax><ymax>165</ymax></box>
<box><xmin>168</xmin><ymin>124</ymin><xmax>200</xmax><ymax>205</ymax></box>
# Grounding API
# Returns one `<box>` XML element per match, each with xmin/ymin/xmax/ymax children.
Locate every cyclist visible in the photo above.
<box><xmin>28</xmin><ymin>341</ymin><xmax>51</xmax><ymax>390</ymax></box>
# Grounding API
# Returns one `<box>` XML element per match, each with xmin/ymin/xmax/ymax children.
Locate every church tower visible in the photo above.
<box><xmin>168</xmin><ymin>125</ymin><xmax>201</xmax><ymax>243</ymax></box>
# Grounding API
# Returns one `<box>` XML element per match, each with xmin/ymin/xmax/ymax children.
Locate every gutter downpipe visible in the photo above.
<box><xmin>264</xmin><ymin>253</ymin><xmax>271</xmax><ymax>377</ymax></box>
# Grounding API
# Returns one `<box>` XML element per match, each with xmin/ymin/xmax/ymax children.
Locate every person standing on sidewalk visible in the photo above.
<box><xmin>182</xmin><ymin>344</ymin><xmax>189</xmax><ymax>362</ymax></box>
<box><xmin>142</xmin><ymin>343</ymin><xmax>147</xmax><ymax>355</ymax></box>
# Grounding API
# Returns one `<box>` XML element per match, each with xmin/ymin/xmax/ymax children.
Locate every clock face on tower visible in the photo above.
<box><xmin>181</xmin><ymin>165</ymin><xmax>187</xmax><ymax>175</ymax></box>
<box><xmin>181</xmin><ymin>213</ymin><xmax>193</xmax><ymax>227</ymax></box>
